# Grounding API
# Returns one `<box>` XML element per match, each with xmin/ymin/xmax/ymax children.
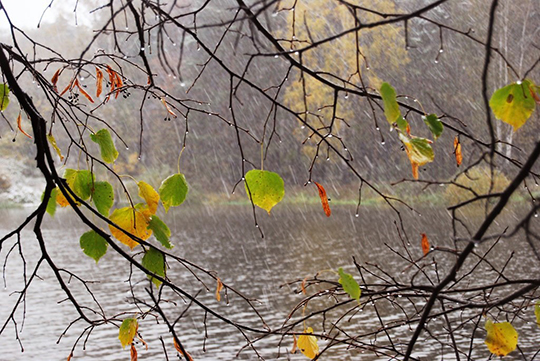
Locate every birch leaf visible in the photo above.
<box><xmin>314</xmin><ymin>181</ymin><xmax>331</xmax><ymax>217</ymax></box>
<box><xmin>380</xmin><ymin>82</ymin><xmax>400</xmax><ymax>124</ymax></box>
<box><xmin>297</xmin><ymin>327</ymin><xmax>319</xmax><ymax>360</ymax></box>
<box><xmin>159</xmin><ymin>173</ymin><xmax>189</xmax><ymax>212</ymax></box>
<box><xmin>338</xmin><ymin>267</ymin><xmax>361</xmax><ymax>301</ymax></box>
<box><xmin>535</xmin><ymin>301</ymin><xmax>540</xmax><ymax>328</ymax></box>
<box><xmin>109</xmin><ymin>207</ymin><xmax>151</xmax><ymax>249</ymax></box>
<box><xmin>142</xmin><ymin>247</ymin><xmax>165</xmax><ymax>288</ymax></box>
<box><xmin>138</xmin><ymin>181</ymin><xmax>159</xmax><ymax>215</ymax></box>
<box><xmin>0</xmin><ymin>84</ymin><xmax>9</xmax><ymax>111</ymax></box>
<box><xmin>90</xmin><ymin>129</ymin><xmax>118</xmax><ymax>163</ymax></box>
<box><xmin>489</xmin><ymin>79</ymin><xmax>536</xmax><ymax>131</ymax></box>
<box><xmin>421</xmin><ymin>233</ymin><xmax>430</xmax><ymax>256</ymax></box>
<box><xmin>484</xmin><ymin>319</ymin><xmax>518</xmax><ymax>357</ymax></box>
<box><xmin>148</xmin><ymin>215</ymin><xmax>172</xmax><ymax>249</ymax></box>
<box><xmin>119</xmin><ymin>318</ymin><xmax>138</xmax><ymax>349</ymax></box>
<box><xmin>244</xmin><ymin>169</ymin><xmax>284</xmax><ymax>214</ymax></box>
<box><xmin>80</xmin><ymin>230</ymin><xmax>108</xmax><ymax>263</ymax></box>
<box><xmin>92</xmin><ymin>181</ymin><xmax>114</xmax><ymax>216</ymax></box>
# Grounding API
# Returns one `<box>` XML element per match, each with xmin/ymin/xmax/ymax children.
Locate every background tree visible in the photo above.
<box><xmin>0</xmin><ymin>0</ymin><xmax>539</xmax><ymax>360</ymax></box>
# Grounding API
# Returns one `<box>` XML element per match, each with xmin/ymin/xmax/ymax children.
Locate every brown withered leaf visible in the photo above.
<box><xmin>453</xmin><ymin>136</ymin><xmax>462</xmax><ymax>167</ymax></box>
<box><xmin>301</xmin><ymin>277</ymin><xmax>308</xmax><ymax>295</ymax></box>
<box><xmin>74</xmin><ymin>79</ymin><xmax>94</xmax><ymax>103</ymax></box>
<box><xmin>17</xmin><ymin>113</ymin><xmax>33</xmax><ymax>139</ymax></box>
<box><xmin>67</xmin><ymin>352</ymin><xmax>73</xmax><ymax>361</ymax></box>
<box><xmin>161</xmin><ymin>97</ymin><xmax>177</xmax><ymax>118</ymax></box>
<box><xmin>216</xmin><ymin>277</ymin><xmax>224</xmax><ymax>302</ymax></box>
<box><xmin>291</xmin><ymin>334</ymin><xmax>298</xmax><ymax>354</ymax></box>
<box><xmin>421</xmin><ymin>233</ymin><xmax>430</xmax><ymax>256</ymax></box>
<box><xmin>314</xmin><ymin>181</ymin><xmax>331</xmax><ymax>217</ymax></box>
<box><xmin>130</xmin><ymin>344</ymin><xmax>138</xmax><ymax>361</ymax></box>
<box><xmin>51</xmin><ymin>68</ymin><xmax>61</xmax><ymax>93</ymax></box>
<box><xmin>114</xmin><ymin>72</ymin><xmax>123</xmax><ymax>98</ymax></box>
<box><xmin>60</xmin><ymin>78</ymin><xmax>75</xmax><ymax>96</ymax></box>
<box><xmin>174</xmin><ymin>337</ymin><xmax>194</xmax><ymax>361</ymax></box>
<box><xmin>95</xmin><ymin>67</ymin><xmax>104</xmax><ymax>97</ymax></box>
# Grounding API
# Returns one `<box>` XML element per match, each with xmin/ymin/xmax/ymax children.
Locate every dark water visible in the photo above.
<box><xmin>0</xmin><ymin>203</ymin><xmax>538</xmax><ymax>360</ymax></box>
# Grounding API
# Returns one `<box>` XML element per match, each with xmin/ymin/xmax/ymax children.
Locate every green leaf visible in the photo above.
<box><xmin>148</xmin><ymin>215</ymin><xmax>172</xmax><ymax>249</ymax></box>
<box><xmin>534</xmin><ymin>301</ymin><xmax>540</xmax><ymax>327</ymax></box>
<box><xmin>423</xmin><ymin>114</ymin><xmax>443</xmax><ymax>140</ymax></box>
<box><xmin>118</xmin><ymin>318</ymin><xmax>138</xmax><ymax>349</ymax></box>
<box><xmin>80</xmin><ymin>230</ymin><xmax>108</xmax><ymax>263</ymax></box>
<box><xmin>89</xmin><ymin>129</ymin><xmax>119</xmax><ymax>163</ymax></box>
<box><xmin>489</xmin><ymin>79</ymin><xmax>536</xmax><ymax>131</ymax></box>
<box><xmin>395</xmin><ymin>116</ymin><xmax>409</xmax><ymax>133</ymax></box>
<box><xmin>92</xmin><ymin>181</ymin><xmax>114</xmax><ymax>216</ymax></box>
<box><xmin>159</xmin><ymin>173</ymin><xmax>189</xmax><ymax>212</ymax></box>
<box><xmin>64</xmin><ymin>169</ymin><xmax>95</xmax><ymax>200</ymax></box>
<box><xmin>485</xmin><ymin>319</ymin><xmax>518</xmax><ymax>357</ymax></box>
<box><xmin>380</xmin><ymin>82</ymin><xmax>401</xmax><ymax>125</ymax></box>
<box><xmin>142</xmin><ymin>247</ymin><xmax>165</xmax><ymax>288</ymax></box>
<box><xmin>0</xmin><ymin>84</ymin><xmax>10</xmax><ymax>111</ymax></box>
<box><xmin>244</xmin><ymin>169</ymin><xmax>285</xmax><ymax>214</ymax></box>
<box><xmin>42</xmin><ymin>188</ymin><xmax>58</xmax><ymax>216</ymax></box>
<box><xmin>338</xmin><ymin>267</ymin><xmax>361</xmax><ymax>301</ymax></box>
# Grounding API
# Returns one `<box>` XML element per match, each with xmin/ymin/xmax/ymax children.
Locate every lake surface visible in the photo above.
<box><xmin>0</xmin><ymin>202</ymin><xmax>538</xmax><ymax>360</ymax></box>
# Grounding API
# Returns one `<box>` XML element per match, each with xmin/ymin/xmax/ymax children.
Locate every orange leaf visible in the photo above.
<box><xmin>174</xmin><ymin>337</ymin><xmax>194</xmax><ymax>361</ymax></box>
<box><xmin>74</xmin><ymin>79</ymin><xmax>94</xmax><ymax>103</ymax></box>
<box><xmin>410</xmin><ymin>162</ymin><xmax>419</xmax><ymax>179</ymax></box>
<box><xmin>216</xmin><ymin>277</ymin><xmax>224</xmax><ymax>302</ymax></box>
<box><xmin>114</xmin><ymin>72</ymin><xmax>123</xmax><ymax>99</ymax></box>
<box><xmin>301</xmin><ymin>277</ymin><xmax>308</xmax><ymax>295</ymax></box>
<box><xmin>60</xmin><ymin>78</ymin><xmax>75</xmax><ymax>96</ymax></box>
<box><xmin>291</xmin><ymin>334</ymin><xmax>298</xmax><ymax>354</ymax></box>
<box><xmin>130</xmin><ymin>344</ymin><xmax>138</xmax><ymax>361</ymax></box>
<box><xmin>96</xmin><ymin>67</ymin><xmax>104</xmax><ymax>97</ymax></box>
<box><xmin>67</xmin><ymin>353</ymin><xmax>73</xmax><ymax>361</ymax></box>
<box><xmin>161</xmin><ymin>97</ymin><xmax>177</xmax><ymax>118</ymax></box>
<box><xmin>313</xmin><ymin>181</ymin><xmax>331</xmax><ymax>217</ymax></box>
<box><xmin>421</xmin><ymin>233</ymin><xmax>430</xmax><ymax>256</ymax></box>
<box><xmin>454</xmin><ymin>136</ymin><xmax>462</xmax><ymax>167</ymax></box>
<box><xmin>17</xmin><ymin>113</ymin><xmax>33</xmax><ymax>139</ymax></box>
<box><xmin>51</xmin><ymin>68</ymin><xmax>61</xmax><ymax>93</ymax></box>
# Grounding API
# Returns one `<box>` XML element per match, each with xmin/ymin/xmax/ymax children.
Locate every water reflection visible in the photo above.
<box><xmin>0</xmin><ymin>204</ymin><xmax>538</xmax><ymax>360</ymax></box>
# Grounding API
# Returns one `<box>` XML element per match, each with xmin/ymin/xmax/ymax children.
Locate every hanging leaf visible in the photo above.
<box><xmin>130</xmin><ymin>344</ymin><xmax>138</xmax><ymax>361</ymax></box>
<box><xmin>423</xmin><ymin>114</ymin><xmax>443</xmax><ymax>140</ymax></box>
<box><xmin>148</xmin><ymin>215</ymin><xmax>172</xmax><ymax>249</ymax></box>
<box><xmin>119</xmin><ymin>318</ymin><xmax>138</xmax><ymax>349</ymax></box>
<box><xmin>92</xmin><ymin>181</ymin><xmax>114</xmax><ymax>216</ymax></box>
<box><xmin>95</xmin><ymin>67</ymin><xmax>104</xmax><ymax>97</ymax></box>
<box><xmin>159</xmin><ymin>173</ymin><xmax>189</xmax><ymax>212</ymax></box>
<box><xmin>51</xmin><ymin>68</ymin><xmax>61</xmax><ymax>93</ymax></box>
<box><xmin>173</xmin><ymin>338</ymin><xmax>194</xmax><ymax>361</ymax></box>
<box><xmin>74</xmin><ymin>79</ymin><xmax>94</xmax><ymax>103</ymax></box>
<box><xmin>297</xmin><ymin>327</ymin><xmax>319</xmax><ymax>360</ymax></box>
<box><xmin>454</xmin><ymin>136</ymin><xmax>462</xmax><ymax>167</ymax></box>
<box><xmin>399</xmin><ymin>134</ymin><xmax>434</xmax><ymax>179</ymax></box>
<box><xmin>484</xmin><ymin>319</ymin><xmax>518</xmax><ymax>357</ymax></box>
<box><xmin>161</xmin><ymin>97</ymin><xmax>177</xmax><ymax>118</ymax></box>
<box><xmin>338</xmin><ymin>267</ymin><xmax>361</xmax><ymax>302</ymax></box>
<box><xmin>244</xmin><ymin>169</ymin><xmax>285</xmax><ymax>214</ymax></box>
<box><xmin>535</xmin><ymin>301</ymin><xmax>540</xmax><ymax>328</ymax></box>
<box><xmin>42</xmin><ymin>188</ymin><xmax>58</xmax><ymax>216</ymax></box>
<box><xmin>109</xmin><ymin>207</ymin><xmax>152</xmax><ymax>249</ymax></box>
<box><xmin>0</xmin><ymin>83</ymin><xmax>10</xmax><ymax>111</ymax></box>
<box><xmin>56</xmin><ymin>169</ymin><xmax>95</xmax><ymax>206</ymax></box>
<box><xmin>17</xmin><ymin>113</ymin><xmax>33</xmax><ymax>139</ymax></box>
<box><xmin>314</xmin><ymin>181</ymin><xmax>331</xmax><ymax>217</ymax></box>
<box><xmin>47</xmin><ymin>134</ymin><xmax>64</xmax><ymax>161</ymax></box>
<box><xmin>138</xmin><ymin>181</ymin><xmax>159</xmax><ymax>215</ymax></box>
<box><xmin>80</xmin><ymin>230</ymin><xmax>108</xmax><ymax>263</ymax></box>
<box><xmin>216</xmin><ymin>277</ymin><xmax>224</xmax><ymax>302</ymax></box>
<box><xmin>489</xmin><ymin>79</ymin><xmax>536</xmax><ymax>131</ymax></box>
<box><xmin>142</xmin><ymin>247</ymin><xmax>165</xmax><ymax>288</ymax></box>
<box><xmin>90</xmin><ymin>128</ymin><xmax>119</xmax><ymax>163</ymax></box>
<box><xmin>380</xmin><ymin>82</ymin><xmax>401</xmax><ymax>125</ymax></box>
<box><xmin>421</xmin><ymin>233</ymin><xmax>430</xmax><ymax>256</ymax></box>
<box><xmin>291</xmin><ymin>334</ymin><xmax>298</xmax><ymax>354</ymax></box>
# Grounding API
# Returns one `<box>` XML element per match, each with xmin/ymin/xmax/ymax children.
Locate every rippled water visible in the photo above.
<box><xmin>0</xmin><ymin>203</ymin><xmax>538</xmax><ymax>360</ymax></box>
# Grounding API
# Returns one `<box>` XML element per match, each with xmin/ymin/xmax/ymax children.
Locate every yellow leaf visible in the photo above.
<box><xmin>489</xmin><ymin>79</ymin><xmax>536</xmax><ymax>131</ymax></box>
<box><xmin>485</xmin><ymin>319</ymin><xmax>518</xmax><ymax>356</ymax></box>
<box><xmin>216</xmin><ymin>277</ymin><xmax>223</xmax><ymax>302</ymax></box>
<box><xmin>118</xmin><ymin>318</ymin><xmax>138</xmax><ymax>349</ymax></box>
<box><xmin>297</xmin><ymin>327</ymin><xmax>319</xmax><ymax>359</ymax></box>
<box><xmin>47</xmin><ymin>134</ymin><xmax>64</xmax><ymax>161</ymax></box>
<box><xmin>138</xmin><ymin>181</ymin><xmax>159</xmax><ymax>215</ymax></box>
<box><xmin>535</xmin><ymin>301</ymin><xmax>540</xmax><ymax>328</ymax></box>
<box><xmin>109</xmin><ymin>207</ymin><xmax>152</xmax><ymax>249</ymax></box>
